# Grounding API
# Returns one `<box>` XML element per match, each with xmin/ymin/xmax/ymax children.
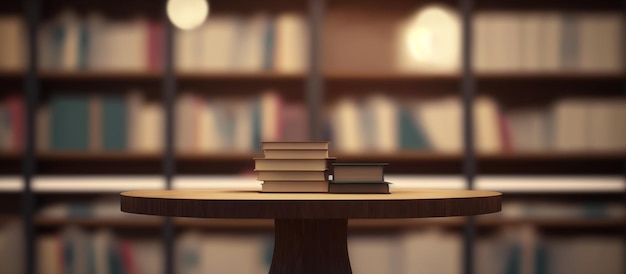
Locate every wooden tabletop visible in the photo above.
<box><xmin>121</xmin><ymin>189</ymin><xmax>501</xmax><ymax>219</ymax></box>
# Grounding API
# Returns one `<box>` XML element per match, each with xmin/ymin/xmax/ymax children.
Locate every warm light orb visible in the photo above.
<box><xmin>167</xmin><ymin>0</ymin><xmax>209</xmax><ymax>30</ymax></box>
<box><xmin>402</xmin><ymin>5</ymin><xmax>460</xmax><ymax>70</ymax></box>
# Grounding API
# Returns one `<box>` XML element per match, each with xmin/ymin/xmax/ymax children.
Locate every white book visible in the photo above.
<box><xmin>175</xmin><ymin>25</ymin><xmax>202</xmax><ymax>72</ymax></box>
<box><xmin>233</xmin><ymin>100</ymin><xmax>253</xmax><ymax>152</ymax></box>
<box><xmin>175</xmin><ymin>93</ymin><xmax>196</xmax><ymax>152</ymax></box>
<box><xmin>473</xmin><ymin>12</ymin><xmax>491</xmax><ymax>72</ymax></box>
<box><xmin>260</xmin><ymin>91</ymin><xmax>281</xmax><ymax>142</ymax></box>
<box><xmin>365</xmin><ymin>94</ymin><xmax>398</xmax><ymax>152</ymax></box>
<box><xmin>235</xmin><ymin>14</ymin><xmax>269</xmax><ymax>71</ymax></box>
<box><xmin>332</xmin><ymin>97</ymin><xmax>365</xmax><ymax>152</ymax></box>
<box><xmin>84</xmin><ymin>13</ymin><xmax>106</xmax><ymax>71</ymax></box>
<box><xmin>126</xmin><ymin>90</ymin><xmax>143</xmax><ymax>151</ymax></box>
<box><xmin>578</xmin><ymin>13</ymin><xmax>623</xmax><ymax>72</ymax></box>
<box><xmin>92</xmin><ymin>229</ymin><xmax>114</xmax><ymax>274</ymax></box>
<box><xmin>89</xmin><ymin>94</ymin><xmax>102</xmax><ymax>151</ymax></box>
<box><xmin>121</xmin><ymin>18</ymin><xmax>149</xmax><ymax>71</ymax></box>
<box><xmin>57</xmin><ymin>11</ymin><xmax>81</xmax><ymax>71</ymax></box>
<box><xmin>139</xmin><ymin>101</ymin><xmax>163</xmax><ymax>152</ymax></box>
<box><xmin>197</xmin><ymin>99</ymin><xmax>222</xmax><ymax>152</ymax></box>
<box><xmin>402</xmin><ymin>228</ymin><xmax>461</xmax><ymax>274</ymax></box>
<box><xmin>133</xmin><ymin>239</ymin><xmax>164</xmax><ymax>274</ymax></box>
<box><xmin>37</xmin><ymin>235</ymin><xmax>61</xmax><ymax>274</ymax></box>
<box><xmin>520</xmin><ymin>13</ymin><xmax>543</xmax><ymax>71</ymax></box>
<box><xmin>349</xmin><ymin>234</ymin><xmax>398</xmax><ymax>274</ymax></box>
<box><xmin>538</xmin><ymin>13</ymin><xmax>562</xmax><ymax>71</ymax></box>
<box><xmin>474</xmin><ymin>96</ymin><xmax>502</xmax><ymax>153</ymax></box>
<box><xmin>275</xmin><ymin>13</ymin><xmax>308</xmax><ymax>73</ymax></box>
<box><xmin>200</xmin><ymin>233</ymin><xmax>268</xmax><ymax>274</ymax></box>
<box><xmin>175</xmin><ymin>231</ymin><xmax>203</xmax><ymax>274</ymax></box>
<box><xmin>499</xmin><ymin>13</ymin><xmax>523</xmax><ymax>71</ymax></box>
<box><xmin>0</xmin><ymin>15</ymin><xmax>25</xmax><ymax>71</ymax></box>
<box><xmin>553</xmin><ymin>99</ymin><xmax>589</xmax><ymax>151</ymax></box>
<box><xmin>416</xmin><ymin>97</ymin><xmax>461</xmax><ymax>152</ymax></box>
<box><xmin>507</xmin><ymin>108</ymin><xmax>550</xmax><ymax>152</ymax></box>
<box><xmin>200</xmin><ymin>15</ymin><xmax>240</xmax><ymax>71</ymax></box>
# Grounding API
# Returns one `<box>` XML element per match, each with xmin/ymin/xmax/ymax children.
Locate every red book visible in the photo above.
<box><xmin>497</xmin><ymin>110</ymin><xmax>514</xmax><ymax>152</ymax></box>
<box><xmin>120</xmin><ymin>240</ymin><xmax>137</xmax><ymax>274</ymax></box>
<box><xmin>6</xmin><ymin>95</ymin><xmax>24</xmax><ymax>151</ymax></box>
<box><xmin>147</xmin><ymin>20</ymin><xmax>164</xmax><ymax>72</ymax></box>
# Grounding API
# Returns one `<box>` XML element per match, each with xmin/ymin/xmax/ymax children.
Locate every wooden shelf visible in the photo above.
<box><xmin>1</xmin><ymin>152</ymin><xmax>624</xmax><ymax>175</ymax></box>
<box><xmin>2</xmin><ymin>71</ymin><xmax>622</xmax><ymax>82</ymax></box>
<box><xmin>33</xmin><ymin>217</ymin><xmax>626</xmax><ymax>230</ymax></box>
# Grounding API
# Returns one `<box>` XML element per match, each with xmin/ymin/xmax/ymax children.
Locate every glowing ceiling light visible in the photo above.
<box><xmin>167</xmin><ymin>0</ymin><xmax>209</xmax><ymax>30</ymax></box>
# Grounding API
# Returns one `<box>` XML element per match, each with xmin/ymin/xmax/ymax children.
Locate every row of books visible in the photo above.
<box><xmin>0</xmin><ymin>11</ymin><xmax>308</xmax><ymax>73</ymax></box>
<box><xmin>474</xmin><ymin>12</ymin><xmax>624</xmax><ymax>72</ymax></box>
<box><xmin>328</xmin><ymin>94</ymin><xmax>626</xmax><ymax>152</ymax></box>
<box><xmin>3</xmin><ymin>93</ymin><xmax>624</xmax><ymax>153</ymax></box>
<box><xmin>29</xmin><ymin>91</ymin><xmax>306</xmax><ymax>152</ymax></box>
<box><xmin>37</xmin><ymin>227</ymin><xmax>163</xmax><ymax>274</ymax></box>
<box><xmin>176</xmin><ymin>13</ymin><xmax>308</xmax><ymax>73</ymax></box>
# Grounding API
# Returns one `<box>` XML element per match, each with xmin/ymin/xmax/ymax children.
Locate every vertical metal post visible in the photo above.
<box><xmin>307</xmin><ymin>0</ymin><xmax>324</xmax><ymax>141</ymax></box>
<box><xmin>622</xmin><ymin>3</ymin><xmax>626</xmax><ymax>274</ymax></box>
<box><xmin>22</xmin><ymin>0</ymin><xmax>40</xmax><ymax>274</ymax></box>
<box><xmin>162</xmin><ymin>9</ymin><xmax>176</xmax><ymax>274</ymax></box>
<box><xmin>460</xmin><ymin>0</ymin><xmax>476</xmax><ymax>274</ymax></box>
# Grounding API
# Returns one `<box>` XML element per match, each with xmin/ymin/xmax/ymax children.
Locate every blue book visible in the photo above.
<box><xmin>102</xmin><ymin>95</ymin><xmax>127</xmax><ymax>151</ymax></box>
<box><xmin>51</xmin><ymin>94</ymin><xmax>89</xmax><ymax>150</ymax></box>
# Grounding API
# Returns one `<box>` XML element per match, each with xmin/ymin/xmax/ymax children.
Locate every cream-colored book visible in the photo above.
<box><xmin>538</xmin><ymin>13</ymin><xmax>562</xmax><ymax>71</ymax></box>
<box><xmin>257</xmin><ymin>170</ymin><xmax>328</xmax><ymax>181</ymax></box>
<box><xmin>263</xmin><ymin>149</ymin><xmax>329</xmax><ymax>159</ymax></box>
<box><xmin>262</xmin><ymin>141</ymin><xmax>329</xmax><ymax>150</ymax></box>
<box><xmin>474</xmin><ymin>97</ymin><xmax>501</xmax><ymax>153</ymax></box>
<box><xmin>578</xmin><ymin>13</ymin><xmax>623</xmax><ymax>72</ymax></box>
<box><xmin>254</xmin><ymin>158</ymin><xmax>333</xmax><ymax>171</ymax></box>
<box><xmin>416</xmin><ymin>97</ymin><xmax>461</xmax><ymax>152</ymax></box>
<box><xmin>139</xmin><ymin>102</ymin><xmax>163</xmax><ymax>152</ymax></box>
<box><xmin>0</xmin><ymin>15</ymin><xmax>25</xmax><ymax>71</ymax></box>
<box><xmin>89</xmin><ymin>95</ymin><xmax>102</xmax><ymax>151</ymax></box>
<box><xmin>366</xmin><ymin>94</ymin><xmax>398</xmax><ymax>152</ymax></box>
<box><xmin>332</xmin><ymin>98</ymin><xmax>364</xmax><ymax>152</ymax></box>
<box><xmin>261</xmin><ymin>181</ymin><xmax>329</xmax><ymax>193</ymax></box>
<box><xmin>275</xmin><ymin>13</ymin><xmax>308</xmax><ymax>73</ymax></box>
<box><xmin>261</xmin><ymin>91</ymin><xmax>281</xmax><ymax>142</ymax></box>
<box><xmin>553</xmin><ymin>99</ymin><xmax>588</xmax><ymax>151</ymax></box>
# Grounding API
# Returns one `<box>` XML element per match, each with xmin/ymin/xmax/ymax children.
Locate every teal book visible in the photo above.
<box><xmin>102</xmin><ymin>95</ymin><xmax>127</xmax><ymax>151</ymax></box>
<box><xmin>399</xmin><ymin>107</ymin><xmax>429</xmax><ymax>150</ymax></box>
<box><xmin>78</xmin><ymin>22</ymin><xmax>89</xmax><ymax>70</ymax></box>
<box><xmin>51</xmin><ymin>94</ymin><xmax>89</xmax><ymax>150</ymax></box>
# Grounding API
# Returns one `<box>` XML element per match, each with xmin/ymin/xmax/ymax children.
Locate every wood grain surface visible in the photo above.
<box><xmin>121</xmin><ymin>189</ymin><xmax>501</xmax><ymax>219</ymax></box>
<box><xmin>270</xmin><ymin>219</ymin><xmax>351</xmax><ymax>274</ymax></box>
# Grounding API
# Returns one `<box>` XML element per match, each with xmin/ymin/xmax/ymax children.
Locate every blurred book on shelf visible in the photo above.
<box><xmin>37</xmin><ymin>227</ymin><xmax>163</xmax><ymax>274</ymax></box>
<box><xmin>474</xmin><ymin>12</ymin><xmax>624</xmax><ymax>73</ymax></box>
<box><xmin>174</xmin><ymin>12</ymin><xmax>308</xmax><ymax>73</ymax></box>
<box><xmin>0</xmin><ymin>15</ymin><xmax>25</xmax><ymax>71</ymax></box>
<box><xmin>0</xmin><ymin>95</ymin><xmax>24</xmax><ymax>152</ymax></box>
<box><xmin>327</xmin><ymin>94</ymin><xmax>626</xmax><ymax>153</ymax></box>
<box><xmin>38</xmin><ymin>91</ymin><xmax>163</xmax><ymax>153</ymax></box>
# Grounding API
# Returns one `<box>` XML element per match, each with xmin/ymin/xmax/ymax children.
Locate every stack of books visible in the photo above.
<box><xmin>255</xmin><ymin>142</ymin><xmax>334</xmax><ymax>193</ymax></box>
<box><xmin>329</xmin><ymin>163</ymin><xmax>390</xmax><ymax>194</ymax></box>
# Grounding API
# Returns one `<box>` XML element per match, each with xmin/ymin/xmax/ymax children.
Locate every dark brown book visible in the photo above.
<box><xmin>332</xmin><ymin>163</ymin><xmax>388</xmax><ymax>182</ymax></box>
<box><xmin>328</xmin><ymin>182</ymin><xmax>390</xmax><ymax>194</ymax></box>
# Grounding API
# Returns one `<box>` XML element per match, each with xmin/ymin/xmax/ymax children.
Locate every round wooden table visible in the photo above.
<box><xmin>121</xmin><ymin>189</ymin><xmax>501</xmax><ymax>274</ymax></box>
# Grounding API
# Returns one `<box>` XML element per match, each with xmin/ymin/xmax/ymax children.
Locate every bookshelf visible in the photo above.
<box><xmin>1</xmin><ymin>0</ymin><xmax>624</xmax><ymax>273</ymax></box>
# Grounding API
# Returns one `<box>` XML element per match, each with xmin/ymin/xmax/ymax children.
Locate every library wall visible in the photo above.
<box><xmin>0</xmin><ymin>0</ymin><xmax>624</xmax><ymax>273</ymax></box>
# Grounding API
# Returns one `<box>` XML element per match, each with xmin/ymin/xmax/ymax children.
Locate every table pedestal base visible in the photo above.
<box><xmin>270</xmin><ymin>219</ymin><xmax>352</xmax><ymax>274</ymax></box>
